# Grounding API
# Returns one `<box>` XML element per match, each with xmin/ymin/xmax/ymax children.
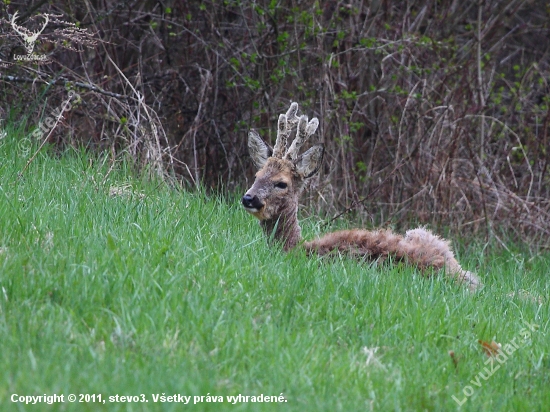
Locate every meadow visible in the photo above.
<box><xmin>0</xmin><ymin>129</ymin><xmax>548</xmax><ymax>411</ymax></box>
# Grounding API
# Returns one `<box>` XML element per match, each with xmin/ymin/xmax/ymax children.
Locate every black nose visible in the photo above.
<box><xmin>242</xmin><ymin>194</ymin><xmax>264</xmax><ymax>209</ymax></box>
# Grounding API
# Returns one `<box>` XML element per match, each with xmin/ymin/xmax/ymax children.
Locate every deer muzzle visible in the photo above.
<box><xmin>241</xmin><ymin>193</ymin><xmax>264</xmax><ymax>213</ymax></box>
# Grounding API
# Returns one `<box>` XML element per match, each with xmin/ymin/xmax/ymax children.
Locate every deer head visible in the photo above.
<box><xmin>242</xmin><ymin>102</ymin><xmax>324</xmax><ymax>249</ymax></box>
<box><xmin>10</xmin><ymin>11</ymin><xmax>49</xmax><ymax>55</ymax></box>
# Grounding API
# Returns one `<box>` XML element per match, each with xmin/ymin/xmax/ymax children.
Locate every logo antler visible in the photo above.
<box><xmin>10</xmin><ymin>11</ymin><xmax>49</xmax><ymax>55</ymax></box>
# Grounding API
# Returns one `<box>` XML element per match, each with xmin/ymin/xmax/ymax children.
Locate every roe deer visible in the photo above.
<box><xmin>242</xmin><ymin>102</ymin><xmax>481</xmax><ymax>291</ymax></box>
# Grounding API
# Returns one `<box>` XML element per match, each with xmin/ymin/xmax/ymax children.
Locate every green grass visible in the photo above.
<box><xmin>0</xmin><ymin>129</ymin><xmax>548</xmax><ymax>411</ymax></box>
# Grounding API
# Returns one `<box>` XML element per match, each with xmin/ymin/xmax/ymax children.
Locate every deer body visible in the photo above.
<box><xmin>242</xmin><ymin>102</ymin><xmax>481</xmax><ymax>291</ymax></box>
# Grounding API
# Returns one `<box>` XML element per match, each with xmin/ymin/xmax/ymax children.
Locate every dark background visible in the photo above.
<box><xmin>1</xmin><ymin>0</ymin><xmax>549</xmax><ymax>246</ymax></box>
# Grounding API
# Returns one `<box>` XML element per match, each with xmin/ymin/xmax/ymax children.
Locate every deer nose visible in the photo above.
<box><xmin>242</xmin><ymin>194</ymin><xmax>264</xmax><ymax>210</ymax></box>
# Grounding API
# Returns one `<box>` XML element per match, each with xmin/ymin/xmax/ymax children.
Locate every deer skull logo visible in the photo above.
<box><xmin>10</xmin><ymin>11</ymin><xmax>49</xmax><ymax>55</ymax></box>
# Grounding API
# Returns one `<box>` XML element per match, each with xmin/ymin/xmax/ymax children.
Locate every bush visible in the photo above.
<box><xmin>1</xmin><ymin>0</ymin><xmax>549</xmax><ymax>246</ymax></box>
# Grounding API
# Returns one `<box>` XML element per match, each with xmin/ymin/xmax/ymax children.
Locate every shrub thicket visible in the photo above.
<box><xmin>1</xmin><ymin>0</ymin><xmax>549</xmax><ymax>246</ymax></box>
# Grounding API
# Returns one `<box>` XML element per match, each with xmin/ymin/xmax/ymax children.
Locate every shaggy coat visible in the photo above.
<box><xmin>304</xmin><ymin>228</ymin><xmax>480</xmax><ymax>290</ymax></box>
<box><xmin>242</xmin><ymin>102</ymin><xmax>481</xmax><ymax>291</ymax></box>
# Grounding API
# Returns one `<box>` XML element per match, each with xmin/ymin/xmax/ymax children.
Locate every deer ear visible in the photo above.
<box><xmin>295</xmin><ymin>144</ymin><xmax>324</xmax><ymax>178</ymax></box>
<box><xmin>248</xmin><ymin>130</ymin><xmax>273</xmax><ymax>169</ymax></box>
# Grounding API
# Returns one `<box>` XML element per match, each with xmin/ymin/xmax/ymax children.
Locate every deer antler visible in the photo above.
<box><xmin>285</xmin><ymin>114</ymin><xmax>319</xmax><ymax>161</ymax></box>
<box><xmin>272</xmin><ymin>102</ymin><xmax>299</xmax><ymax>158</ymax></box>
<box><xmin>34</xmin><ymin>14</ymin><xmax>49</xmax><ymax>36</ymax></box>
<box><xmin>10</xmin><ymin>12</ymin><xmax>29</xmax><ymax>37</ymax></box>
<box><xmin>10</xmin><ymin>11</ymin><xmax>49</xmax><ymax>54</ymax></box>
<box><xmin>272</xmin><ymin>102</ymin><xmax>319</xmax><ymax>160</ymax></box>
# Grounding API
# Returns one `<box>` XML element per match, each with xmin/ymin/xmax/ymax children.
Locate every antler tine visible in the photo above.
<box><xmin>10</xmin><ymin>11</ymin><xmax>29</xmax><ymax>36</ymax></box>
<box><xmin>285</xmin><ymin>101</ymin><xmax>300</xmax><ymax>127</ymax></box>
<box><xmin>272</xmin><ymin>113</ymin><xmax>288</xmax><ymax>158</ymax></box>
<box><xmin>284</xmin><ymin>115</ymin><xmax>319</xmax><ymax>161</ymax></box>
<box><xmin>36</xmin><ymin>14</ymin><xmax>49</xmax><ymax>35</ymax></box>
<box><xmin>272</xmin><ymin>102</ymin><xmax>300</xmax><ymax>158</ymax></box>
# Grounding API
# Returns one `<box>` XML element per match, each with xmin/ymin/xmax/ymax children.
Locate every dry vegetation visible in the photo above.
<box><xmin>1</xmin><ymin>0</ymin><xmax>550</xmax><ymax>247</ymax></box>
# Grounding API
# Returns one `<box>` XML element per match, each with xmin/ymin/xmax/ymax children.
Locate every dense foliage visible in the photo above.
<box><xmin>1</xmin><ymin>0</ymin><xmax>550</xmax><ymax>245</ymax></box>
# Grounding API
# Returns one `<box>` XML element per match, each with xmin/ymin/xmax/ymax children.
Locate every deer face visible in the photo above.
<box><xmin>242</xmin><ymin>157</ymin><xmax>301</xmax><ymax>221</ymax></box>
<box><xmin>242</xmin><ymin>103</ymin><xmax>324</xmax><ymax>221</ymax></box>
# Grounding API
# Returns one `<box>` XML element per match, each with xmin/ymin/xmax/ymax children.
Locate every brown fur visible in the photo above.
<box><xmin>304</xmin><ymin>229</ymin><xmax>404</xmax><ymax>259</ymax></box>
<box><xmin>245</xmin><ymin>158</ymin><xmax>304</xmax><ymax>250</ymax></box>
<box><xmin>304</xmin><ymin>228</ymin><xmax>481</xmax><ymax>291</ymax></box>
<box><xmin>243</xmin><ymin>102</ymin><xmax>482</xmax><ymax>292</ymax></box>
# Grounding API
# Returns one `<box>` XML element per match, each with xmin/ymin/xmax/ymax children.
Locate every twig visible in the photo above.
<box><xmin>477</xmin><ymin>0</ymin><xmax>486</xmax><ymax>160</ymax></box>
<box><xmin>0</xmin><ymin>75</ymin><xmax>130</xmax><ymax>100</ymax></box>
<box><xmin>323</xmin><ymin>159</ymin><xmax>406</xmax><ymax>227</ymax></box>
<box><xmin>18</xmin><ymin>97</ymin><xmax>73</xmax><ymax>177</ymax></box>
<box><xmin>465</xmin><ymin>114</ymin><xmax>534</xmax><ymax>201</ymax></box>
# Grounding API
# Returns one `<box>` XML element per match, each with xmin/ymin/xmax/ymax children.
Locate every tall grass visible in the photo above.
<box><xmin>0</xmin><ymin>129</ymin><xmax>548</xmax><ymax>411</ymax></box>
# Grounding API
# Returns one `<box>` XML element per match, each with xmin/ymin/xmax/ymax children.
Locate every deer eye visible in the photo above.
<box><xmin>274</xmin><ymin>182</ymin><xmax>288</xmax><ymax>189</ymax></box>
